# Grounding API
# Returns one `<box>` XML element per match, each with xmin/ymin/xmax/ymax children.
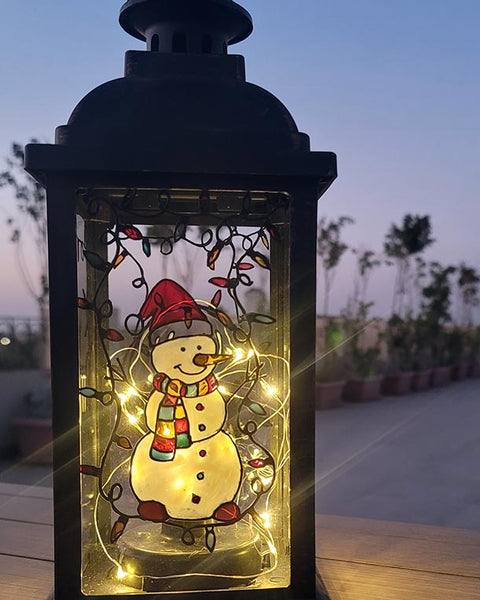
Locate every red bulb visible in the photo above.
<box><xmin>249</xmin><ymin>459</ymin><xmax>265</xmax><ymax>468</ymax></box>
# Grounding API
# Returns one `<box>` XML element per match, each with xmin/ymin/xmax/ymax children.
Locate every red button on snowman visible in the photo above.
<box><xmin>130</xmin><ymin>279</ymin><xmax>242</xmax><ymax>523</ymax></box>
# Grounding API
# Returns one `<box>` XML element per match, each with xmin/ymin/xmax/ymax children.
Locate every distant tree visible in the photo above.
<box><xmin>456</xmin><ymin>263</ymin><xmax>480</xmax><ymax>326</ymax></box>
<box><xmin>0</xmin><ymin>141</ymin><xmax>48</xmax><ymax>362</ymax></box>
<box><xmin>317</xmin><ymin>216</ymin><xmax>354</xmax><ymax>316</ymax></box>
<box><xmin>349</xmin><ymin>248</ymin><xmax>381</xmax><ymax>313</ymax></box>
<box><xmin>384</xmin><ymin>214</ymin><xmax>434</xmax><ymax>318</ymax></box>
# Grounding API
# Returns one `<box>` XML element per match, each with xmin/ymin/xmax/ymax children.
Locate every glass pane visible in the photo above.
<box><xmin>76</xmin><ymin>188</ymin><xmax>291</xmax><ymax>595</ymax></box>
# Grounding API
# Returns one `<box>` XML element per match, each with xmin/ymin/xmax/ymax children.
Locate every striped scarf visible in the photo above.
<box><xmin>150</xmin><ymin>372</ymin><xmax>218</xmax><ymax>462</ymax></box>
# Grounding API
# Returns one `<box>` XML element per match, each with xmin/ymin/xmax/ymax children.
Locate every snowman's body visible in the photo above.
<box><xmin>130</xmin><ymin>333</ymin><xmax>242</xmax><ymax>520</ymax></box>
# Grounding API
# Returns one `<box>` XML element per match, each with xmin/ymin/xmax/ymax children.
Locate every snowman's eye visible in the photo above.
<box><xmin>197</xmin><ymin>345</ymin><xmax>202</xmax><ymax>351</ymax></box>
<box><xmin>180</xmin><ymin>347</ymin><xmax>186</xmax><ymax>352</ymax></box>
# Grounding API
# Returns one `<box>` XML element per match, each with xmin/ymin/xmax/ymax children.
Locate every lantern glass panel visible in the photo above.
<box><xmin>76</xmin><ymin>188</ymin><xmax>291</xmax><ymax>595</ymax></box>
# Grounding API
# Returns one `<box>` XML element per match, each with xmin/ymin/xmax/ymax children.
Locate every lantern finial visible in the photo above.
<box><xmin>119</xmin><ymin>0</ymin><xmax>253</xmax><ymax>54</ymax></box>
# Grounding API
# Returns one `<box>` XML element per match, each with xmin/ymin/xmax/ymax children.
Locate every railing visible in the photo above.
<box><xmin>0</xmin><ymin>316</ymin><xmax>43</xmax><ymax>341</ymax></box>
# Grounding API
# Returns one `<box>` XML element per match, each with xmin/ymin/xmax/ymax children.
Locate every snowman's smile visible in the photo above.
<box><xmin>174</xmin><ymin>364</ymin><xmax>206</xmax><ymax>377</ymax></box>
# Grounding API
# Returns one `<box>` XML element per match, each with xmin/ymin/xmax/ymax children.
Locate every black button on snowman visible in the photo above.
<box><xmin>130</xmin><ymin>279</ymin><xmax>242</xmax><ymax>523</ymax></box>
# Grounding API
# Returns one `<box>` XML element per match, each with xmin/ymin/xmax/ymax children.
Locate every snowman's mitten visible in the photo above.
<box><xmin>138</xmin><ymin>500</ymin><xmax>168</xmax><ymax>523</ymax></box>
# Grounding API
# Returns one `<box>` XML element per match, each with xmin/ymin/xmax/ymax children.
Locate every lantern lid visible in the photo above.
<box><xmin>119</xmin><ymin>0</ymin><xmax>253</xmax><ymax>47</ymax></box>
<box><xmin>24</xmin><ymin>0</ymin><xmax>337</xmax><ymax>194</ymax></box>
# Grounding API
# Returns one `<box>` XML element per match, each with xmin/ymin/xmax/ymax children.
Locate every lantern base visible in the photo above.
<box><xmin>117</xmin><ymin>520</ymin><xmax>267</xmax><ymax>592</ymax></box>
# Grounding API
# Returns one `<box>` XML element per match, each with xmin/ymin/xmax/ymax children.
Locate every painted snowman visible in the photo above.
<box><xmin>130</xmin><ymin>279</ymin><xmax>242</xmax><ymax>523</ymax></box>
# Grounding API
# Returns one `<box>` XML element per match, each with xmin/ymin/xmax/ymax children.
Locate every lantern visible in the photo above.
<box><xmin>25</xmin><ymin>1</ymin><xmax>337</xmax><ymax>598</ymax></box>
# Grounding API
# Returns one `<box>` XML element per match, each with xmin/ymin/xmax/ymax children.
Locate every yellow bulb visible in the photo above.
<box><xmin>117</xmin><ymin>567</ymin><xmax>128</xmax><ymax>580</ymax></box>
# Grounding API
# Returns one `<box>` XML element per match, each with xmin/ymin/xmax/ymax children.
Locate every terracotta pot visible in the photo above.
<box><xmin>430</xmin><ymin>366</ymin><xmax>451</xmax><ymax>387</ymax></box>
<box><xmin>411</xmin><ymin>369</ymin><xmax>432</xmax><ymax>392</ymax></box>
<box><xmin>382</xmin><ymin>372</ymin><xmax>413</xmax><ymax>396</ymax></box>
<box><xmin>13</xmin><ymin>417</ymin><xmax>53</xmax><ymax>464</ymax></box>
<box><xmin>451</xmin><ymin>362</ymin><xmax>468</xmax><ymax>381</ymax></box>
<box><xmin>315</xmin><ymin>380</ymin><xmax>345</xmax><ymax>410</ymax></box>
<box><xmin>343</xmin><ymin>378</ymin><xmax>382</xmax><ymax>403</ymax></box>
<box><xmin>468</xmin><ymin>362</ymin><xmax>480</xmax><ymax>378</ymax></box>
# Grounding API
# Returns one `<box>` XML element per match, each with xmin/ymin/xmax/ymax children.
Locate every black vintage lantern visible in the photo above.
<box><xmin>25</xmin><ymin>1</ymin><xmax>336</xmax><ymax>598</ymax></box>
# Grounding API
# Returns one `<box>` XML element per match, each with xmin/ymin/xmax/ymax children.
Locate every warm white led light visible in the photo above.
<box><xmin>117</xmin><ymin>567</ymin><xmax>128</xmax><ymax>580</ymax></box>
<box><xmin>260</xmin><ymin>512</ymin><xmax>271</xmax><ymax>529</ymax></box>
<box><xmin>234</xmin><ymin>348</ymin><xmax>245</xmax><ymax>361</ymax></box>
<box><xmin>267</xmin><ymin>540</ymin><xmax>277</xmax><ymax>555</ymax></box>
<box><xmin>265</xmin><ymin>383</ymin><xmax>276</xmax><ymax>396</ymax></box>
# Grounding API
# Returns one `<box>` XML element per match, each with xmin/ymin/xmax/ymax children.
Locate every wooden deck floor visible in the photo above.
<box><xmin>316</xmin><ymin>514</ymin><xmax>480</xmax><ymax>599</ymax></box>
<box><xmin>1</xmin><ymin>482</ymin><xmax>479</xmax><ymax>599</ymax></box>
<box><xmin>0</xmin><ymin>483</ymin><xmax>53</xmax><ymax>600</ymax></box>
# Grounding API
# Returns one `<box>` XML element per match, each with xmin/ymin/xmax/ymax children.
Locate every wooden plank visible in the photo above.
<box><xmin>0</xmin><ymin>521</ymin><xmax>53</xmax><ymax>561</ymax></box>
<box><xmin>317</xmin><ymin>514</ymin><xmax>480</xmax><ymax>547</ymax></box>
<box><xmin>0</xmin><ymin>483</ymin><xmax>52</xmax><ymax>501</ymax></box>
<box><xmin>0</xmin><ymin>494</ymin><xmax>53</xmax><ymax>525</ymax></box>
<box><xmin>316</xmin><ymin>515</ymin><xmax>480</xmax><ymax>577</ymax></box>
<box><xmin>0</xmin><ymin>555</ymin><xmax>53</xmax><ymax>600</ymax></box>
<box><xmin>317</xmin><ymin>558</ymin><xmax>480</xmax><ymax>600</ymax></box>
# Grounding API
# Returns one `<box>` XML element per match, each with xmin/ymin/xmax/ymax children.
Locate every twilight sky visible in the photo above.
<box><xmin>0</xmin><ymin>0</ymin><xmax>479</xmax><ymax>320</ymax></box>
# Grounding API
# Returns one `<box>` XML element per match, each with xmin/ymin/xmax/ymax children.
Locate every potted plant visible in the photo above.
<box><xmin>447</xmin><ymin>326</ymin><xmax>468</xmax><ymax>380</ymax></box>
<box><xmin>382</xmin><ymin>314</ymin><xmax>415</xmax><ymax>395</ymax></box>
<box><xmin>455</xmin><ymin>264</ymin><xmax>480</xmax><ymax>378</ymax></box>
<box><xmin>383</xmin><ymin>215</ymin><xmax>434</xmax><ymax>395</ymax></box>
<box><xmin>410</xmin><ymin>316</ymin><xmax>433</xmax><ymax>391</ymax></box>
<box><xmin>316</xmin><ymin>319</ymin><xmax>346</xmax><ymax>409</ymax></box>
<box><xmin>421</xmin><ymin>262</ymin><xmax>456</xmax><ymax>386</ymax></box>
<box><xmin>341</xmin><ymin>249</ymin><xmax>383</xmax><ymax>402</ymax></box>
<box><xmin>466</xmin><ymin>326</ymin><xmax>480</xmax><ymax>377</ymax></box>
<box><xmin>12</xmin><ymin>374</ymin><xmax>52</xmax><ymax>463</ymax></box>
<box><xmin>343</xmin><ymin>313</ymin><xmax>382</xmax><ymax>402</ymax></box>
<box><xmin>315</xmin><ymin>216</ymin><xmax>353</xmax><ymax>409</ymax></box>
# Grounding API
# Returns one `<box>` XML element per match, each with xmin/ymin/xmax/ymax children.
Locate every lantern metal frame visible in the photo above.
<box><xmin>25</xmin><ymin>1</ymin><xmax>337</xmax><ymax>598</ymax></box>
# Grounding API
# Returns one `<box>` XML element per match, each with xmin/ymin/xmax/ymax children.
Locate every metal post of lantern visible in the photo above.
<box><xmin>25</xmin><ymin>1</ymin><xmax>337</xmax><ymax>599</ymax></box>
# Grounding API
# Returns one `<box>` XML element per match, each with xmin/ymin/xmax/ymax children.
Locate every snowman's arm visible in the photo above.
<box><xmin>145</xmin><ymin>390</ymin><xmax>163</xmax><ymax>432</ymax></box>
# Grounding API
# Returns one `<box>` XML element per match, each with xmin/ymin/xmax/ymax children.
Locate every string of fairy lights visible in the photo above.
<box><xmin>77</xmin><ymin>188</ymin><xmax>291</xmax><ymax>589</ymax></box>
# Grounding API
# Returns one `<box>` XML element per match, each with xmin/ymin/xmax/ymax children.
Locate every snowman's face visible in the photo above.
<box><xmin>151</xmin><ymin>335</ymin><xmax>217</xmax><ymax>384</ymax></box>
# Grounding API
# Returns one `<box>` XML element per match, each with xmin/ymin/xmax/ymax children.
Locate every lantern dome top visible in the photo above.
<box><xmin>25</xmin><ymin>0</ymin><xmax>337</xmax><ymax>188</ymax></box>
<box><xmin>119</xmin><ymin>0</ymin><xmax>253</xmax><ymax>53</ymax></box>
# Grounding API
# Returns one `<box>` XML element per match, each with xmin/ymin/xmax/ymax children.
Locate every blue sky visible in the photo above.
<box><xmin>1</xmin><ymin>0</ymin><xmax>479</xmax><ymax>319</ymax></box>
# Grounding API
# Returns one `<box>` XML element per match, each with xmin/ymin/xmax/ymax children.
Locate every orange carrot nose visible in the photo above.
<box><xmin>193</xmin><ymin>353</ymin><xmax>233</xmax><ymax>367</ymax></box>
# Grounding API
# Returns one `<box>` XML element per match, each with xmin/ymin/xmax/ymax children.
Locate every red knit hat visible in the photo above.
<box><xmin>139</xmin><ymin>279</ymin><xmax>210</xmax><ymax>337</ymax></box>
